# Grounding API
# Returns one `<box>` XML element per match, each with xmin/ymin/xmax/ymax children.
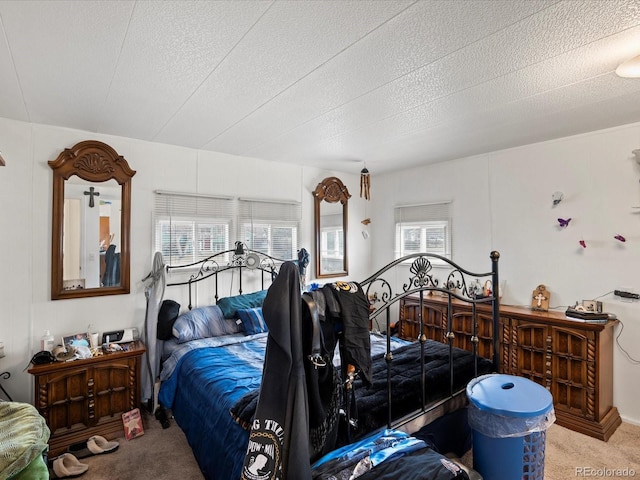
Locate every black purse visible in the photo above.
<box><xmin>29</xmin><ymin>350</ymin><xmax>56</xmax><ymax>365</ymax></box>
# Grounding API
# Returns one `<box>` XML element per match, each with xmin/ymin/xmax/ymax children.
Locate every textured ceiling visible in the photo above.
<box><xmin>1</xmin><ymin>0</ymin><xmax>640</xmax><ymax>174</ymax></box>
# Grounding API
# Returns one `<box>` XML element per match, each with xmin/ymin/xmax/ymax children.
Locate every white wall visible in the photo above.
<box><xmin>0</xmin><ymin>117</ymin><xmax>367</xmax><ymax>403</ymax></box>
<box><xmin>372</xmin><ymin>122</ymin><xmax>640</xmax><ymax>425</ymax></box>
<box><xmin>0</xmin><ymin>118</ymin><xmax>33</xmax><ymax>402</ymax></box>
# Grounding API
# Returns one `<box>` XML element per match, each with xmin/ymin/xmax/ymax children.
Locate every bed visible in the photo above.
<box><xmin>148</xmin><ymin>247</ymin><xmax>500</xmax><ymax>480</ymax></box>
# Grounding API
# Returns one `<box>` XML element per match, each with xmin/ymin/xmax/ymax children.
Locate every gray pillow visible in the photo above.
<box><xmin>172</xmin><ymin>305</ymin><xmax>243</xmax><ymax>343</ymax></box>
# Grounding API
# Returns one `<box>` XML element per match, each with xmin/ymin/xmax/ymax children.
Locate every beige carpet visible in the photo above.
<box><xmin>72</xmin><ymin>410</ymin><xmax>204</xmax><ymax>479</ymax></box>
<box><xmin>73</xmin><ymin>411</ymin><xmax>640</xmax><ymax>479</ymax></box>
<box><xmin>460</xmin><ymin>421</ymin><xmax>640</xmax><ymax>479</ymax></box>
<box><xmin>544</xmin><ymin>422</ymin><xmax>640</xmax><ymax>480</ymax></box>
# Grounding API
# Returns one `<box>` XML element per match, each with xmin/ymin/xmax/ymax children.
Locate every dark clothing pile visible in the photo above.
<box><xmin>240</xmin><ymin>262</ymin><xmax>310</xmax><ymax>480</ymax></box>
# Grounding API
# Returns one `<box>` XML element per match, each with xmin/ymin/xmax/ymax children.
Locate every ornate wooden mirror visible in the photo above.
<box><xmin>313</xmin><ymin>177</ymin><xmax>350</xmax><ymax>278</ymax></box>
<box><xmin>49</xmin><ymin>141</ymin><xmax>136</xmax><ymax>300</ymax></box>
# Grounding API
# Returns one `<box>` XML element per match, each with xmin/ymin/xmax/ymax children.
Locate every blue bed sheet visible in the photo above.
<box><xmin>158</xmin><ymin>333</ymin><xmax>410</xmax><ymax>480</ymax></box>
<box><xmin>159</xmin><ymin>334</ymin><xmax>267</xmax><ymax>480</ymax></box>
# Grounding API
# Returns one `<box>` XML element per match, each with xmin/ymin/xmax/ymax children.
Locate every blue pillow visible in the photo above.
<box><xmin>217</xmin><ymin>290</ymin><xmax>268</xmax><ymax>319</ymax></box>
<box><xmin>237</xmin><ymin>308</ymin><xmax>268</xmax><ymax>335</ymax></box>
<box><xmin>172</xmin><ymin>305</ymin><xmax>243</xmax><ymax>343</ymax></box>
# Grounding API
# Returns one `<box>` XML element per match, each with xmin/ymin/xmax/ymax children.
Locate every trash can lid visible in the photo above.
<box><xmin>466</xmin><ymin>374</ymin><xmax>553</xmax><ymax>418</ymax></box>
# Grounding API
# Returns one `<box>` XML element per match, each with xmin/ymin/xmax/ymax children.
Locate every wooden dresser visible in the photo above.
<box><xmin>398</xmin><ymin>295</ymin><xmax>621</xmax><ymax>440</ymax></box>
<box><xmin>28</xmin><ymin>341</ymin><xmax>145</xmax><ymax>456</ymax></box>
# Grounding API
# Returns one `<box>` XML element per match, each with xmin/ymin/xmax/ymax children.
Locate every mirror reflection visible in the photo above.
<box><xmin>319</xmin><ymin>200</ymin><xmax>344</xmax><ymax>275</ymax></box>
<box><xmin>314</xmin><ymin>177</ymin><xmax>350</xmax><ymax>278</ymax></box>
<box><xmin>63</xmin><ymin>179</ymin><xmax>122</xmax><ymax>290</ymax></box>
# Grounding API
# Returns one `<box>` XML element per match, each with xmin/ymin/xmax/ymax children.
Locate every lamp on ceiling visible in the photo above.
<box><xmin>615</xmin><ymin>54</ymin><xmax>640</xmax><ymax>78</ymax></box>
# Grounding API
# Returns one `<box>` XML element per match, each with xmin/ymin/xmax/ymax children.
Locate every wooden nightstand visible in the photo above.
<box><xmin>28</xmin><ymin>341</ymin><xmax>145</xmax><ymax>457</ymax></box>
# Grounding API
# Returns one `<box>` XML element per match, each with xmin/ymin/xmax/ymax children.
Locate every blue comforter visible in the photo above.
<box><xmin>158</xmin><ymin>333</ymin><xmax>410</xmax><ymax>480</ymax></box>
<box><xmin>159</xmin><ymin>334</ymin><xmax>268</xmax><ymax>480</ymax></box>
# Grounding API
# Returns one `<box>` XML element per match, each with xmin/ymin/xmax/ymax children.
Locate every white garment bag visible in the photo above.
<box><xmin>141</xmin><ymin>251</ymin><xmax>166</xmax><ymax>412</ymax></box>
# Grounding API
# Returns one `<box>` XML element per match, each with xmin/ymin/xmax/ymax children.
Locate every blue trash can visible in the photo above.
<box><xmin>466</xmin><ymin>374</ymin><xmax>555</xmax><ymax>480</ymax></box>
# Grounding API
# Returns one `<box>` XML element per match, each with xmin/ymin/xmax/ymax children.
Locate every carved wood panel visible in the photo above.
<box><xmin>37</xmin><ymin>369</ymin><xmax>90</xmax><ymax>436</ymax></box>
<box><xmin>398</xmin><ymin>296</ymin><xmax>493</xmax><ymax>359</ymax></box>
<box><xmin>397</xmin><ymin>297</ymin><xmax>621</xmax><ymax>440</ymax></box>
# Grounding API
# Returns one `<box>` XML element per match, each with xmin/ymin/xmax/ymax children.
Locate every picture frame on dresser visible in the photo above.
<box><xmin>62</xmin><ymin>332</ymin><xmax>90</xmax><ymax>348</ymax></box>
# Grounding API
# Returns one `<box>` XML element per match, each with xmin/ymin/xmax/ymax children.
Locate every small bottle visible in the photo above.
<box><xmin>41</xmin><ymin>330</ymin><xmax>55</xmax><ymax>352</ymax></box>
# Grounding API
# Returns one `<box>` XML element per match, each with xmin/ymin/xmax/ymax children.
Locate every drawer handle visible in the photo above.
<box><xmin>98</xmin><ymin>386</ymin><xmax>127</xmax><ymax>396</ymax></box>
<box><xmin>52</xmin><ymin>395</ymin><xmax>85</xmax><ymax>406</ymax></box>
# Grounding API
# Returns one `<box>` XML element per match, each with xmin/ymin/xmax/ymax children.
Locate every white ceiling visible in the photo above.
<box><xmin>1</xmin><ymin>0</ymin><xmax>640</xmax><ymax>174</ymax></box>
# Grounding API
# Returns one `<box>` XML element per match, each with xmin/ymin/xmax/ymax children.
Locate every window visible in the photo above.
<box><xmin>395</xmin><ymin>202</ymin><xmax>452</xmax><ymax>259</ymax></box>
<box><xmin>238</xmin><ymin>199</ymin><xmax>301</xmax><ymax>260</ymax></box>
<box><xmin>154</xmin><ymin>193</ymin><xmax>301</xmax><ymax>266</ymax></box>
<box><xmin>154</xmin><ymin>192</ymin><xmax>233</xmax><ymax>265</ymax></box>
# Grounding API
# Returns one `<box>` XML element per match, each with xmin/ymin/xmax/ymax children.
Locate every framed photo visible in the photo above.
<box><xmin>63</xmin><ymin>332</ymin><xmax>90</xmax><ymax>348</ymax></box>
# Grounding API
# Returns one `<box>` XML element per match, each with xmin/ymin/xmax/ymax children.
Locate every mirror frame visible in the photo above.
<box><xmin>313</xmin><ymin>176</ymin><xmax>350</xmax><ymax>278</ymax></box>
<box><xmin>49</xmin><ymin>140</ymin><xmax>136</xmax><ymax>300</ymax></box>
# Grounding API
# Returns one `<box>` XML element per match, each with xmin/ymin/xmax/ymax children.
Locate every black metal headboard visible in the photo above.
<box><xmin>164</xmin><ymin>244</ymin><xmax>293</xmax><ymax>310</ymax></box>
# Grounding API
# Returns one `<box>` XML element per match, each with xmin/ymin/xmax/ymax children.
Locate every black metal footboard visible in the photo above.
<box><xmin>360</xmin><ymin>251</ymin><xmax>500</xmax><ymax>431</ymax></box>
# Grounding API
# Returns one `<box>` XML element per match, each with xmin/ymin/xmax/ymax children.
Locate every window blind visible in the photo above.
<box><xmin>238</xmin><ymin>198</ymin><xmax>301</xmax><ymax>260</ymax></box>
<box><xmin>394</xmin><ymin>202</ymin><xmax>452</xmax><ymax>259</ymax></box>
<box><xmin>153</xmin><ymin>191</ymin><xmax>234</xmax><ymax>265</ymax></box>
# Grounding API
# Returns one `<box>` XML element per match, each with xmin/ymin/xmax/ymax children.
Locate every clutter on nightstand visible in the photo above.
<box><xmin>103</xmin><ymin>343</ymin><xmax>123</xmax><ymax>353</ymax></box>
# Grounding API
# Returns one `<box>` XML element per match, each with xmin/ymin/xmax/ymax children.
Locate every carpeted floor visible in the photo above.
<box><xmin>71</xmin><ymin>410</ymin><xmax>640</xmax><ymax>480</ymax></box>
<box><xmin>544</xmin><ymin>421</ymin><xmax>640</xmax><ymax>480</ymax></box>
<box><xmin>69</xmin><ymin>410</ymin><xmax>204</xmax><ymax>479</ymax></box>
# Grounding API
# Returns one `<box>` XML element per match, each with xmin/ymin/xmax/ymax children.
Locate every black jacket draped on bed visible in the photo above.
<box><xmin>241</xmin><ymin>261</ymin><xmax>311</xmax><ymax>480</ymax></box>
<box><xmin>240</xmin><ymin>266</ymin><xmax>381</xmax><ymax>479</ymax></box>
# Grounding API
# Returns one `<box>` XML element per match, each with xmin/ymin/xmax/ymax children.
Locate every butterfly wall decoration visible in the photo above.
<box><xmin>549</xmin><ymin>187</ymin><xmax>630</xmax><ymax>250</ymax></box>
<box><xmin>557</xmin><ymin>218</ymin><xmax>571</xmax><ymax>228</ymax></box>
